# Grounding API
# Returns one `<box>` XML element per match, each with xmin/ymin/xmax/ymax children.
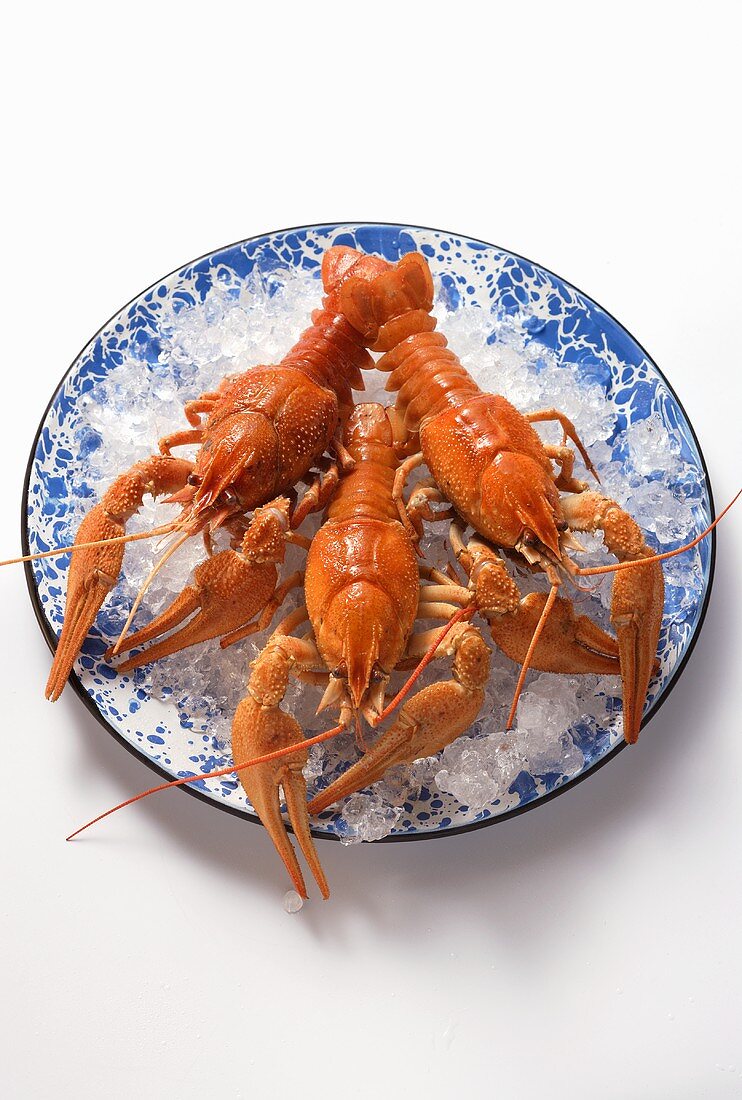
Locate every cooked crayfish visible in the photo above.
<box><xmin>43</xmin><ymin>284</ymin><xmax>374</xmax><ymax>700</ymax></box>
<box><xmin>321</xmin><ymin>246</ymin><xmax>665</xmax><ymax>742</ymax></box>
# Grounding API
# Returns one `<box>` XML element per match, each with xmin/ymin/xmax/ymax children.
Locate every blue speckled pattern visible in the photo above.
<box><xmin>25</xmin><ymin>223</ymin><xmax>713</xmax><ymax>838</ymax></box>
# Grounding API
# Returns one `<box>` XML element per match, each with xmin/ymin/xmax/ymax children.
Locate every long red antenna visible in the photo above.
<box><xmin>575</xmin><ymin>490</ymin><xmax>740</xmax><ymax>577</ymax></box>
<box><xmin>110</xmin><ymin>529</ymin><xmax>191</xmax><ymax>655</ymax></box>
<box><xmin>372</xmin><ymin>605</ymin><xmax>474</xmax><ymax>726</ymax></box>
<box><xmin>0</xmin><ymin>522</ymin><xmax>178</xmax><ymax>568</ymax></box>
<box><xmin>506</xmin><ymin>584</ymin><xmax>559</xmax><ymax>730</ymax></box>
<box><xmin>66</xmin><ymin>721</ymin><xmax>347</xmax><ymax>841</ymax></box>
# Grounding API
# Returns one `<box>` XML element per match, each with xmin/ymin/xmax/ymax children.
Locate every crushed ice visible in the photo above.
<box><xmin>64</xmin><ymin>259</ymin><xmax>705</xmax><ymax>844</ymax></box>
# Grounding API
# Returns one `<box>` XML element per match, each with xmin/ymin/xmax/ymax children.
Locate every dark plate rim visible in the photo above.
<box><xmin>22</xmin><ymin>220</ymin><xmax>717</xmax><ymax>844</ymax></box>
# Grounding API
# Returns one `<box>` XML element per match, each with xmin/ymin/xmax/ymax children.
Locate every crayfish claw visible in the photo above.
<box><xmin>46</xmin><ymin>563</ymin><xmax>119</xmax><ymax>701</ymax></box>
<box><xmin>487</xmin><ymin>591</ymin><xmax>622</xmax><ymax>676</ymax></box>
<box><xmin>45</xmin><ymin>455</ymin><xmax>193</xmax><ymax>700</ymax></box>
<box><xmin>308</xmin><ymin>722</ymin><xmax>409</xmax><ymax>815</ymax></box>
<box><xmin>233</xmin><ymin>696</ymin><xmax>329</xmax><ymax>899</ymax></box>
<box><xmin>309</xmin><ymin>626</ymin><xmax>490</xmax><ymax>815</ymax></box>
<box><xmin>110</xmin><ymin>503</ymin><xmax>294</xmax><ymax>671</ymax></box>
<box><xmin>611</xmin><ymin>560</ymin><xmax>664</xmax><ymax>743</ymax></box>
<box><xmin>561</xmin><ymin>491</ymin><xmax>665</xmax><ymax>743</ymax></box>
<box><xmin>109</xmin><ymin>549</ymin><xmax>279</xmax><ymax>672</ymax></box>
<box><xmin>45</xmin><ymin>507</ymin><xmax>127</xmax><ymax>701</ymax></box>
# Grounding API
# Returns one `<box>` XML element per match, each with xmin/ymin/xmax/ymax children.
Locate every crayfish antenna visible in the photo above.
<box><xmin>505</xmin><ymin>583</ymin><xmax>560</xmax><ymax>730</ymax></box>
<box><xmin>110</xmin><ymin>529</ymin><xmax>192</xmax><ymax>655</ymax></box>
<box><xmin>574</xmin><ymin>490</ymin><xmax>740</xmax><ymax>577</ymax></box>
<box><xmin>372</xmin><ymin>605</ymin><xmax>474</xmax><ymax>727</ymax></box>
<box><xmin>65</xmin><ymin>722</ymin><xmax>347</xmax><ymax>843</ymax></box>
<box><xmin>0</xmin><ymin>523</ymin><xmax>178</xmax><ymax>569</ymax></box>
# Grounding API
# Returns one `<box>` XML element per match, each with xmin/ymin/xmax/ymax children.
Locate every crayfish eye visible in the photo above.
<box><xmin>187</xmin><ymin>473</ymin><xmax>202</xmax><ymax>487</ymax></box>
<box><xmin>522</xmin><ymin>528</ymin><xmax>538</xmax><ymax>547</ymax></box>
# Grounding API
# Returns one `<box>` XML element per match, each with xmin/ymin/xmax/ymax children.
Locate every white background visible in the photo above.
<box><xmin>1</xmin><ymin>4</ymin><xmax>740</xmax><ymax>1098</ymax></box>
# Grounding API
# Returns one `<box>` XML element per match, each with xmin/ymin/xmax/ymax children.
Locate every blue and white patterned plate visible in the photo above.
<box><xmin>23</xmin><ymin>223</ymin><xmax>715</xmax><ymax>842</ymax></box>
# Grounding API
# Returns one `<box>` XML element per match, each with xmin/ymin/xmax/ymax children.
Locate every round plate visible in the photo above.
<box><xmin>23</xmin><ymin>222</ymin><xmax>715</xmax><ymax>842</ymax></box>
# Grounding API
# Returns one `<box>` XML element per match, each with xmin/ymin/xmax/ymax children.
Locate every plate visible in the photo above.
<box><xmin>23</xmin><ymin>222</ymin><xmax>715</xmax><ymax>842</ymax></box>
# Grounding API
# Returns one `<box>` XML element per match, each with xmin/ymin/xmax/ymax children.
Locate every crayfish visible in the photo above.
<box><xmin>43</xmin><ymin>287</ymin><xmax>372</xmax><ymax>701</ymax></box>
<box><xmin>9</xmin><ymin>243</ymin><xmax>733</xmax><ymax>899</ymax></box>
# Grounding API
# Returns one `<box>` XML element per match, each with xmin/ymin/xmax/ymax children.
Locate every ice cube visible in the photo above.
<box><xmin>283</xmin><ymin>890</ymin><xmax>304</xmax><ymax>914</ymax></box>
<box><xmin>624</xmin><ymin>414</ymin><xmax>682</xmax><ymax>478</ymax></box>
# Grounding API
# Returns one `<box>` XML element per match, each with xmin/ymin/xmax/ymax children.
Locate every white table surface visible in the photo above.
<box><xmin>2</xmin><ymin>5</ymin><xmax>740</xmax><ymax>1098</ymax></box>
